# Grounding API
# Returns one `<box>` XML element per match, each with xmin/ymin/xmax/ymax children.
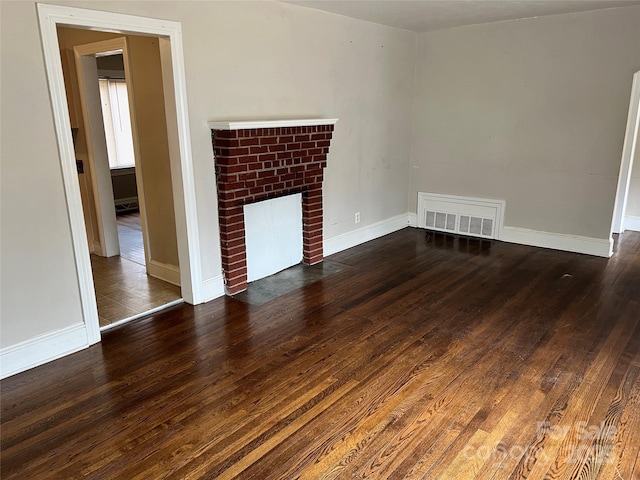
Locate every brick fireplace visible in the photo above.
<box><xmin>209</xmin><ymin>119</ymin><xmax>338</xmax><ymax>295</ymax></box>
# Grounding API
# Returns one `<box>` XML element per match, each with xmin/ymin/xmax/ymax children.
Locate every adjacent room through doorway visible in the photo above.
<box><xmin>57</xmin><ymin>27</ymin><xmax>183</xmax><ymax>328</ymax></box>
<box><xmin>91</xmin><ymin>211</ymin><xmax>181</xmax><ymax>327</ymax></box>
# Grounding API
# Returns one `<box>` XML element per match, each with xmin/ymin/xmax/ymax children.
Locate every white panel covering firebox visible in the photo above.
<box><xmin>244</xmin><ymin>193</ymin><xmax>303</xmax><ymax>283</ymax></box>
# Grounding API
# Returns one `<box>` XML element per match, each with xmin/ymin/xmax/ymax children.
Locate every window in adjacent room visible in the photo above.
<box><xmin>98</xmin><ymin>78</ymin><xmax>135</xmax><ymax>169</ymax></box>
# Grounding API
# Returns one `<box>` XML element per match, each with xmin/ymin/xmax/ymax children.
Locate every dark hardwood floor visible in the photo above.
<box><xmin>2</xmin><ymin>228</ymin><xmax>639</xmax><ymax>479</ymax></box>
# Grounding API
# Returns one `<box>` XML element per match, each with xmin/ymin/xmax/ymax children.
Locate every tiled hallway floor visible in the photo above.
<box><xmin>91</xmin><ymin>213</ymin><xmax>181</xmax><ymax>327</ymax></box>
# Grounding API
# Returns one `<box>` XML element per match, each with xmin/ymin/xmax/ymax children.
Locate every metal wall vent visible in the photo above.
<box><xmin>459</xmin><ymin>215</ymin><xmax>494</xmax><ymax>237</ymax></box>
<box><xmin>425</xmin><ymin>210</ymin><xmax>457</xmax><ymax>232</ymax></box>
<box><xmin>417</xmin><ymin>193</ymin><xmax>505</xmax><ymax>240</ymax></box>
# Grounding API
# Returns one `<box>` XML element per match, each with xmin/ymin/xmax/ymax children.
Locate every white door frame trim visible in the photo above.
<box><xmin>611</xmin><ymin>70</ymin><xmax>640</xmax><ymax>236</ymax></box>
<box><xmin>37</xmin><ymin>3</ymin><xmax>203</xmax><ymax>345</ymax></box>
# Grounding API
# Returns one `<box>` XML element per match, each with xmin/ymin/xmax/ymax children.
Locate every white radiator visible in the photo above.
<box><xmin>417</xmin><ymin>193</ymin><xmax>505</xmax><ymax>240</ymax></box>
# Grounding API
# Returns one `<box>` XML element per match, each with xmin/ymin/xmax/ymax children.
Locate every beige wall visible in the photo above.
<box><xmin>410</xmin><ymin>6</ymin><xmax>640</xmax><ymax>239</ymax></box>
<box><xmin>0</xmin><ymin>1</ymin><xmax>415</xmax><ymax>347</ymax></box>
<box><xmin>4</xmin><ymin>0</ymin><xmax>634</xmax><ymax>355</ymax></box>
<box><xmin>1</xmin><ymin>1</ymin><xmax>85</xmax><ymax>347</ymax></box>
<box><xmin>57</xmin><ymin>27</ymin><xmax>180</xmax><ymax>268</ymax></box>
<box><xmin>126</xmin><ymin>35</ymin><xmax>179</xmax><ymax>266</ymax></box>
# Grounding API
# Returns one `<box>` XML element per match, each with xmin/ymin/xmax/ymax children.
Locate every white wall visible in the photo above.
<box><xmin>626</xmin><ymin>129</ymin><xmax>640</xmax><ymax>225</ymax></box>
<box><xmin>628</xmin><ymin>173</ymin><xmax>640</xmax><ymax>217</ymax></box>
<box><xmin>410</xmin><ymin>6</ymin><xmax>640</xmax><ymax>240</ymax></box>
<box><xmin>0</xmin><ymin>1</ymin><xmax>415</xmax><ymax>349</ymax></box>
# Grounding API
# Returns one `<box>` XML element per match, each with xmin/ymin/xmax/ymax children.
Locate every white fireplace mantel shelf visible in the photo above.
<box><xmin>208</xmin><ymin>118</ymin><xmax>338</xmax><ymax>131</ymax></box>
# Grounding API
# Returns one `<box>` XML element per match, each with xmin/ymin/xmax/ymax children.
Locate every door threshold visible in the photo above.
<box><xmin>99</xmin><ymin>298</ymin><xmax>184</xmax><ymax>332</ymax></box>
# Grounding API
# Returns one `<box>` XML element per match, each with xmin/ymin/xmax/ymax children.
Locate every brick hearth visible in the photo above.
<box><xmin>209</xmin><ymin>119</ymin><xmax>338</xmax><ymax>295</ymax></box>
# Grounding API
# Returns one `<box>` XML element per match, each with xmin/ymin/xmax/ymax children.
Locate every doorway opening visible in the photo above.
<box><xmin>38</xmin><ymin>4</ymin><xmax>203</xmax><ymax>347</ymax></box>
<box><xmin>611</xmin><ymin>70</ymin><xmax>640</xmax><ymax>246</ymax></box>
<box><xmin>59</xmin><ymin>32</ymin><xmax>183</xmax><ymax>328</ymax></box>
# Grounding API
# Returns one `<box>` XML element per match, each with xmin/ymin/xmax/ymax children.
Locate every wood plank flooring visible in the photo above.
<box><xmin>1</xmin><ymin>228</ymin><xmax>639</xmax><ymax>479</ymax></box>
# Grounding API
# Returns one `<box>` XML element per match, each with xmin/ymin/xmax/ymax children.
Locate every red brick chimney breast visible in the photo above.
<box><xmin>209</xmin><ymin>119</ymin><xmax>337</xmax><ymax>295</ymax></box>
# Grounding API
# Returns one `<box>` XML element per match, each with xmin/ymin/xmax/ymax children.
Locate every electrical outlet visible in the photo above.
<box><xmin>355</xmin><ymin>212</ymin><xmax>361</xmax><ymax>224</ymax></box>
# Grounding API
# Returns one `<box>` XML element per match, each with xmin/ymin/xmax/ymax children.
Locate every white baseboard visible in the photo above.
<box><xmin>0</xmin><ymin>323</ymin><xmax>89</xmax><ymax>379</ymax></box>
<box><xmin>624</xmin><ymin>215</ymin><xmax>640</xmax><ymax>232</ymax></box>
<box><xmin>499</xmin><ymin>226</ymin><xmax>612</xmax><ymax>258</ymax></box>
<box><xmin>199</xmin><ymin>214</ymin><xmax>412</xmax><ymax>301</ymax></box>
<box><xmin>324</xmin><ymin>213</ymin><xmax>412</xmax><ymax>257</ymax></box>
<box><xmin>407</xmin><ymin>212</ymin><xmax>417</xmax><ymax>227</ymax></box>
<box><xmin>201</xmin><ymin>274</ymin><xmax>225</xmax><ymax>303</ymax></box>
<box><xmin>148</xmin><ymin>260</ymin><xmax>181</xmax><ymax>286</ymax></box>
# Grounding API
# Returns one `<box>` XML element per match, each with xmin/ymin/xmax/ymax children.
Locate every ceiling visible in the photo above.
<box><xmin>283</xmin><ymin>0</ymin><xmax>640</xmax><ymax>32</ymax></box>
